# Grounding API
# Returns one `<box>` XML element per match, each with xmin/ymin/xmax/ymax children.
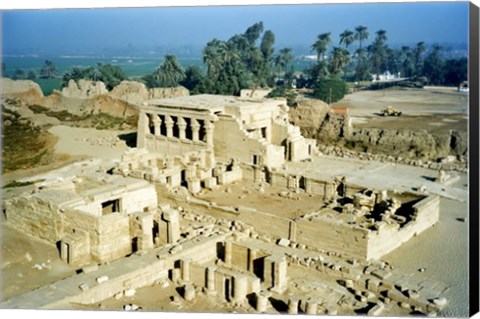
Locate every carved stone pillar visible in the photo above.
<box><xmin>165</xmin><ymin>115</ymin><xmax>174</xmax><ymax>138</ymax></box>
<box><xmin>204</xmin><ymin>121</ymin><xmax>214</xmax><ymax>148</ymax></box>
<box><xmin>177</xmin><ymin>117</ymin><xmax>187</xmax><ymax>140</ymax></box>
<box><xmin>191</xmin><ymin>118</ymin><xmax>200</xmax><ymax>142</ymax></box>
<box><xmin>152</xmin><ymin>115</ymin><xmax>161</xmax><ymax>136</ymax></box>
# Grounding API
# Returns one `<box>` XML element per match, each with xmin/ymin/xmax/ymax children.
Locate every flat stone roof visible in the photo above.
<box><xmin>29</xmin><ymin>174</ymin><xmax>152</xmax><ymax>206</ymax></box>
<box><xmin>147</xmin><ymin>94</ymin><xmax>269</xmax><ymax>112</ymax></box>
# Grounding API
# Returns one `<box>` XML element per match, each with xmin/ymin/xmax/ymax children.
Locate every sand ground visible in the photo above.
<box><xmin>332</xmin><ymin>87</ymin><xmax>468</xmax><ymax>134</ymax></box>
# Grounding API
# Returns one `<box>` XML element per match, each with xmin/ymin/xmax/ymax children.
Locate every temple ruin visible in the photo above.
<box><xmin>2</xmin><ymin>93</ymin><xmax>447</xmax><ymax>315</ymax></box>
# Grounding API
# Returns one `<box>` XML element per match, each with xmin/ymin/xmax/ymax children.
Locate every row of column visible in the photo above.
<box><xmin>146</xmin><ymin>113</ymin><xmax>214</xmax><ymax>147</ymax></box>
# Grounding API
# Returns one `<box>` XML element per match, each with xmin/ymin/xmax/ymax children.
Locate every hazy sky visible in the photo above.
<box><xmin>1</xmin><ymin>1</ymin><xmax>469</xmax><ymax>54</ymax></box>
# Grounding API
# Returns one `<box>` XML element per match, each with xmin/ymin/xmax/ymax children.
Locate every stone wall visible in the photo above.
<box><xmin>65</xmin><ymin>235</ymin><xmax>222</xmax><ymax>306</ymax></box>
<box><xmin>69</xmin><ymin>183</ymin><xmax>157</xmax><ymax>217</ymax></box>
<box><xmin>366</xmin><ymin>195</ymin><xmax>440</xmax><ymax>260</ymax></box>
<box><xmin>185</xmin><ymin>197</ymin><xmax>292</xmax><ymax>240</ymax></box>
<box><xmin>93</xmin><ymin>213</ymin><xmax>132</xmax><ymax>263</ymax></box>
<box><xmin>214</xmin><ymin>115</ymin><xmax>283</xmax><ymax>168</ymax></box>
<box><xmin>4</xmin><ymin>196</ymin><xmax>62</xmax><ymax>243</ymax></box>
<box><xmin>144</xmin><ymin>135</ymin><xmax>207</xmax><ymax>156</ymax></box>
<box><xmin>296</xmin><ymin>217</ymin><xmax>370</xmax><ymax>259</ymax></box>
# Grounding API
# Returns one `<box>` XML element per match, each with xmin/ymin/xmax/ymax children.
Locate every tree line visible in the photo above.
<box><xmin>6</xmin><ymin>60</ymin><xmax>59</xmax><ymax>81</ymax></box>
<box><xmin>141</xmin><ymin>23</ymin><xmax>467</xmax><ymax>102</ymax></box>
<box><xmin>4</xmin><ymin>22</ymin><xmax>467</xmax><ymax>104</ymax></box>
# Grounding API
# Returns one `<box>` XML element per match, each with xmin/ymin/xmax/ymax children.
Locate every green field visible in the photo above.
<box><xmin>5</xmin><ymin>55</ymin><xmax>316</xmax><ymax>96</ymax></box>
<box><xmin>33</xmin><ymin>78</ymin><xmax>62</xmax><ymax>96</ymax></box>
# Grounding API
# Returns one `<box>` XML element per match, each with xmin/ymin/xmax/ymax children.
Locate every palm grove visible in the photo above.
<box><xmin>9</xmin><ymin>22</ymin><xmax>467</xmax><ymax>104</ymax></box>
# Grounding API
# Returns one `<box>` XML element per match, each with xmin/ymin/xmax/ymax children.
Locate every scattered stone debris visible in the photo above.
<box><xmin>123</xmin><ymin>303</ymin><xmax>141</xmax><ymax>311</ymax></box>
<box><xmin>96</xmin><ymin>275</ymin><xmax>109</xmax><ymax>284</ymax></box>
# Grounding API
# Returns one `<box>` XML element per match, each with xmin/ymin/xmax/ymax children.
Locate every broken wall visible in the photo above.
<box><xmin>366</xmin><ymin>195</ymin><xmax>440</xmax><ymax>260</ymax></box>
<box><xmin>295</xmin><ymin>217</ymin><xmax>370</xmax><ymax>259</ymax></box>
<box><xmin>4</xmin><ymin>196</ymin><xmax>62</xmax><ymax>243</ymax></box>
<box><xmin>214</xmin><ymin>115</ymin><xmax>282</xmax><ymax>167</ymax></box>
<box><xmin>71</xmin><ymin>184</ymin><xmax>157</xmax><ymax>217</ymax></box>
<box><xmin>185</xmin><ymin>197</ymin><xmax>292</xmax><ymax>240</ymax></box>
<box><xmin>65</xmin><ymin>235</ymin><xmax>223</xmax><ymax>306</ymax></box>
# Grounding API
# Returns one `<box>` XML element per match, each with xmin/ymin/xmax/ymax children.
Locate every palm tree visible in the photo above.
<box><xmin>62</xmin><ymin>66</ymin><xmax>88</xmax><ymax>87</ymax></box>
<box><xmin>311</xmin><ymin>33</ymin><xmax>331</xmax><ymax>62</ymax></box>
<box><xmin>222</xmin><ymin>41</ymin><xmax>241</xmax><ymax>71</ymax></box>
<box><xmin>244</xmin><ymin>21</ymin><xmax>264</xmax><ymax>45</ymax></box>
<box><xmin>275</xmin><ymin>48</ymin><xmax>293</xmax><ymax>76</ymax></box>
<box><xmin>423</xmin><ymin>44</ymin><xmax>445</xmax><ymax>85</ymax></box>
<box><xmin>354</xmin><ymin>48</ymin><xmax>370</xmax><ymax>81</ymax></box>
<box><xmin>40</xmin><ymin>60</ymin><xmax>57</xmax><ymax>79</ymax></box>
<box><xmin>375</xmin><ymin>29</ymin><xmax>388</xmax><ymax>43</ymax></box>
<box><xmin>354</xmin><ymin>25</ymin><xmax>369</xmax><ymax>49</ymax></box>
<box><xmin>339</xmin><ymin>29</ymin><xmax>355</xmax><ymax>49</ymax></box>
<box><xmin>369</xmin><ymin>30</ymin><xmax>388</xmax><ymax>81</ymax></box>
<box><xmin>203</xmin><ymin>39</ymin><xmax>225</xmax><ymax>78</ymax></box>
<box><xmin>414</xmin><ymin>41</ymin><xmax>426</xmax><ymax>77</ymax></box>
<box><xmin>401</xmin><ymin>46</ymin><xmax>415</xmax><ymax>77</ymax></box>
<box><xmin>330</xmin><ymin>47</ymin><xmax>351</xmax><ymax>78</ymax></box>
<box><xmin>153</xmin><ymin>55</ymin><xmax>186</xmax><ymax>87</ymax></box>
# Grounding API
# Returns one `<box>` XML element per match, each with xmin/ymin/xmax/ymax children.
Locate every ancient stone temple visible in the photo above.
<box><xmin>136</xmin><ymin>94</ymin><xmax>317</xmax><ymax>166</ymax></box>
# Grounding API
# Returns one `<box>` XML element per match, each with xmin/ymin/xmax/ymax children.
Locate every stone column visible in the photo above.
<box><xmin>171</xmin><ymin>268</ymin><xmax>181</xmax><ymax>283</ymax></box>
<box><xmin>165</xmin><ymin>115</ymin><xmax>174</xmax><ymax>138</ymax></box>
<box><xmin>137</xmin><ymin>112</ymin><xmax>149</xmax><ymax>148</ymax></box>
<box><xmin>177</xmin><ymin>117</ymin><xmax>187</xmax><ymax>140</ymax></box>
<box><xmin>305</xmin><ymin>300</ymin><xmax>317</xmax><ymax>314</ymax></box>
<box><xmin>191</xmin><ymin>119</ymin><xmax>200</xmax><ymax>142</ymax></box>
<box><xmin>233</xmin><ymin>275</ymin><xmax>248</xmax><ymax>305</ymax></box>
<box><xmin>152</xmin><ymin>115</ymin><xmax>161</xmax><ymax>136</ymax></box>
<box><xmin>264</xmin><ymin>255</ymin><xmax>288</xmax><ymax>293</ymax></box>
<box><xmin>205</xmin><ymin>266</ymin><xmax>217</xmax><ymax>295</ymax></box>
<box><xmin>224</xmin><ymin>241</ymin><xmax>232</xmax><ymax>266</ymax></box>
<box><xmin>263</xmin><ymin>258</ymin><xmax>273</xmax><ymax>287</ymax></box>
<box><xmin>265</xmin><ymin>126</ymin><xmax>272</xmax><ymax>143</ymax></box>
<box><xmin>162</xmin><ymin>209</ymin><xmax>180</xmax><ymax>243</ymax></box>
<box><xmin>256</xmin><ymin>291</ymin><xmax>269</xmax><ymax>312</ymax></box>
<box><xmin>274</xmin><ymin>257</ymin><xmax>288</xmax><ymax>292</ymax></box>
<box><xmin>181</xmin><ymin>259</ymin><xmax>191</xmax><ymax>282</ymax></box>
<box><xmin>248</xmin><ymin>248</ymin><xmax>257</xmax><ymax>272</ymax></box>
<box><xmin>183</xmin><ymin>283</ymin><xmax>195</xmax><ymax>301</ymax></box>
<box><xmin>288</xmin><ymin>298</ymin><xmax>299</xmax><ymax>314</ymax></box>
<box><xmin>139</xmin><ymin>213</ymin><xmax>154</xmax><ymax>250</ymax></box>
<box><xmin>204</xmin><ymin>121</ymin><xmax>214</xmax><ymax>148</ymax></box>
